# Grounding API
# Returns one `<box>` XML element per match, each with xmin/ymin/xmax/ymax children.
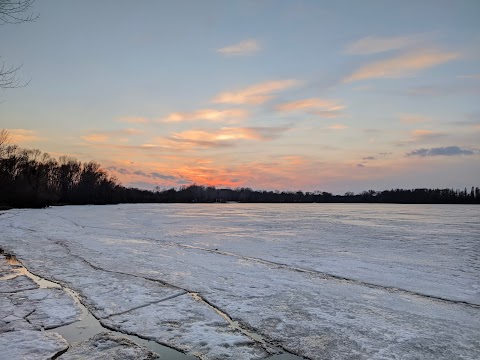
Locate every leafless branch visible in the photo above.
<box><xmin>0</xmin><ymin>0</ymin><xmax>38</xmax><ymax>25</ymax></box>
<box><xmin>0</xmin><ymin>61</ymin><xmax>30</xmax><ymax>89</ymax></box>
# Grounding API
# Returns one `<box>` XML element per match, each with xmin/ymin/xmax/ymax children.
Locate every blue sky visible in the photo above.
<box><xmin>1</xmin><ymin>0</ymin><xmax>479</xmax><ymax>192</ymax></box>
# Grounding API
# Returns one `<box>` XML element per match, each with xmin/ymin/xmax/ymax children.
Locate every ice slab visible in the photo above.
<box><xmin>0</xmin><ymin>288</ymin><xmax>81</xmax><ymax>331</ymax></box>
<box><xmin>0</xmin><ymin>273</ymin><xmax>38</xmax><ymax>293</ymax></box>
<box><xmin>0</xmin><ymin>329</ymin><xmax>68</xmax><ymax>360</ymax></box>
<box><xmin>0</xmin><ymin>254</ymin><xmax>81</xmax><ymax>333</ymax></box>
<box><xmin>0</xmin><ymin>254</ymin><xmax>38</xmax><ymax>293</ymax></box>
<box><xmin>103</xmin><ymin>293</ymin><xmax>270</xmax><ymax>359</ymax></box>
<box><xmin>57</xmin><ymin>332</ymin><xmax>157</xmax><ymax>360</ymax></box>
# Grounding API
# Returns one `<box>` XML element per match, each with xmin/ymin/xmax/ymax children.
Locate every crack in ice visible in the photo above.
<box><xmin>47</xmin><ymin>238</ymin><xmax>306</xmax><ymax>358</ymax></box>
<box><xmin>174</xmin><ymin>244</ymin><xmax>480</xmax><ymax>309</ymax></box>
<box><xmin>1</xmin><ymin>249</ymin><xmax>198</xmax><ymax>359</ymax></box>
<box><xmin>104</xmin><ymin>291</ymin><xmax>188</xmax><ymax>319</ymax></box>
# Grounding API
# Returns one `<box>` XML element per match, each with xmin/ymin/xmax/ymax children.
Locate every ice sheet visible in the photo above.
<box><xmin>1</xmin><ymin>204</ymin><xmax>479</xmax><ymax>359</ymax></box>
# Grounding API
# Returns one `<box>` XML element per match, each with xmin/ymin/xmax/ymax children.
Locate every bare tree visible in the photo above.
<box><xmin>0</xmin><ymin>0</ymin><xmax>37</xmax><ymax>91</ymax></box>
<box><xmin>0</xmin><ymin>62</ymin><xmax>28</xmax><ymax>89</ymax></box>
<box><xmin>0</xmin><ymin>129</ymin><xmax>11</xmax><ymax>157</ymax></box>
<box><xmin>0</xmin><ymin>0</ymin><xmax>37</xmax><ymax>25</ymax></box>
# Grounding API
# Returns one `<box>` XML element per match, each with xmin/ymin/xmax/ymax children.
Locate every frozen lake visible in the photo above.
<box><xmin>1</xmin><ymin>204</ymin><xmax>479</xmax><ymax>359</ymax></box>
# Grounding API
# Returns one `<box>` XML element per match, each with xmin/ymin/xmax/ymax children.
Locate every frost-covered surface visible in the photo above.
<box><xmin>0</xmin><ymin>329</ymin><xmax>68</xmax><ymax>360</ymax></box>
<box><xmin>1</xmin><ymin>204</ymin><xmax>480</xmax><ymax>359</ymax></box>
<box><xmin>57</xmin><ymin>332</ymin><xmax>157</xmax><ymax>360</ymax></box>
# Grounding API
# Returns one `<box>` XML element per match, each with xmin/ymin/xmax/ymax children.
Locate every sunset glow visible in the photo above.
<box><xmin>1</xmin><ymin>1</ymin><xmax>479</xmax><ymax>193</ymax></box>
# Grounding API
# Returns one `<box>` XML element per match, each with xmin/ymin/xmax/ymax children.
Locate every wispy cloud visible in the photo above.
<box><xmin>406</xmin><ymin>146</ymin><xmax>476</xmax><ymax>157</ymax></box>
<box><xmin>217</xmin><ymin>39</ymin><xmax>260</xmax><ymax>56</ymax></box>
<box><xmin>163</xmin><ymin>108</ymin><xmax>248</xmax><ymax>123</ymax></box>
<box><xmin>106</xmin><ymin>166</ymin><xmax>179</xmax><ymax>184</ymax></box>
<box><xmin>8</xmin><ymin>129</ymin><xmax>42</xmax><ymax>143</ymax></box>
<box><xmin>399</xmin><ymin>113</ymin><xmax>431</xmax><ymax>124</ymax></box>
<box><xmin>212</xmin><ymin>79</ymin><xmax>300</xmax><ymax>105</ymax></box>
<box><xmin>344</xmin><ymin>49</ymin><xmax>459</xmax><ymax>83</ymax></box>
<box><xmin>81</xmin><ymin>128</ymin><xmax>143</xmax><ymax>143</ymax></box>
<box><xmin>346</xmin><ymin>35</ymin><xmax>418</xmax><ymax>55</ymax></box>
<box><xmin>276</xmin><ymin>98</ymin><xmax>344</xmax><ymax>113</ymax></box>
<box><xmin>81</xmin><ymin>134</ymin><xmax>109</xmax><ymax>143</ymax></box>
<box><xmin>168</xmin><ymin>126</ymin><xmax>289</xmax><ymax>148</ymax></box>
<box><xmin>453</xmin><ymin>114</ymin><xmax>480</xmax><ymax>128</ymax></box>
<box><xmin>411</xmin><ymin>129</ymin><xmax>444</xmax><ymax>138</ymax></box>
<box><xmin>106</xmin><ymin>166</ymin><xmax>130</xmax><ymax>175</ymax></box>
<box><xmin>150</xmin><ymin>172</ymin><xmax>177</xmax><ymax>180</ymax></box>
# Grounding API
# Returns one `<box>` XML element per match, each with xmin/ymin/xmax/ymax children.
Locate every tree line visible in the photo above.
<box><xmin>0</xmin><ymin>131</ymin><xmax>479</xmax><ymax>208</ymax></box>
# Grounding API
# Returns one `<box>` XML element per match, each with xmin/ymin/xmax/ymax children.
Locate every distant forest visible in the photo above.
<box><xmin>1</xmin><ymin>132</ymin><xmax>479</xmax><ymax>208</ymax></box>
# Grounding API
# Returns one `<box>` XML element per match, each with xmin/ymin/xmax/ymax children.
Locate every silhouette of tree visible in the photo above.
<box><xmin>0</xmin><ymin>129</ymin><xmax>10</xmax><ymax>156</ymax></box>
<box><xmin>0</xmin><ymin>134</ymin><xmax>479</xmax><ymax>208</ymax></box>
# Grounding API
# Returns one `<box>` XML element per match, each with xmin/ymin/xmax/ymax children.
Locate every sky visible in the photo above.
<box><xmin>1</xmin><ymin>0</ymin><xmax>479</xmax><ymax>193</ymax></box>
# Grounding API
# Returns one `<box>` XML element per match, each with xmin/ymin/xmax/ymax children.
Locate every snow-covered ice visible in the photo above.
<box><xmin>103</xmin><ymin>294</ymin><xmax>270</xmax><ymax>359</ymax></box>
<box><xmin>0</xmin><ymin>329</ymin><xmax>68</xmax><ymax>360</ymax></box>
<box><xmin>0</xmin><ymin>254</ymin><xmax>81</xmax><ymax>359</ymax></box>
<box><xmin>0</xmin><ymin>254</ymin><xmax>81</xmax><ymax>331</ymax></box>
<box><xmin>1</xmin><ymin>204</ymin><xmax>479</xmax><ymax>359</ymax></box>
<box><xmin>57</xmin><ymin>332</ymin><xmax>156</xmax><ymax>360</ymax></box>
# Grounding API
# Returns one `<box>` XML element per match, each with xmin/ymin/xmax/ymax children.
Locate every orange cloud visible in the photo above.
<box><xmin>344</xmin><ymin>49</ymin><xmax>459</xmax><ymax>82</ymax></box>
<box><xmin>167</xmin><ymin>126</ymin><xmax>289</xmax><ymax>149</ymax></box>
<box><xmin>346</xmin><ymin>35</ymin><xmax>418</xmax><ymax>55</ymax></box>
<box><xmin>7</xmin><ymin>129</ymin><xmax>42</xmax><ymax>144</ymax></box>
<box><xmin>163</xmin><ymin>108</ymin><xmax>248</xmax><ymax>123</ymax></box>
<box><xmin>212</xmin><ymin>79</ymin><xmax>300</xmax><ymax>105</ymax></box>
<box><xmin>102</xmin><ymin>151</ymin><xmax>418</xmax><ymax>193</ymax></box>
<box><xmin>217</xmin><ymin>39</ymin><xmax>260</xmax><ymax>56</ymax></box>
